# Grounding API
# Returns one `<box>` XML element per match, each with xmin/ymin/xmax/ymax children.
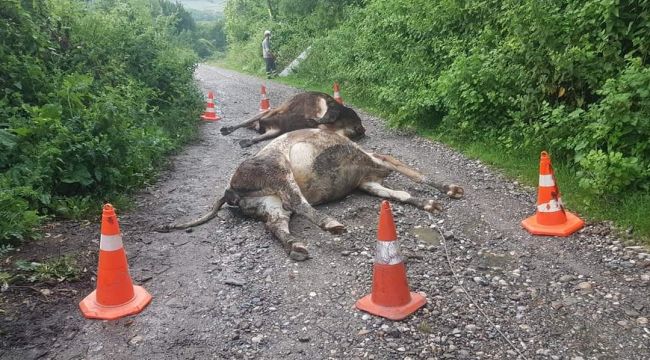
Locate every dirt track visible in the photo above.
<box><xmin>2</xmin><ymin>64</ymin><xmax>649</xmax><ymax>360</ymax></box>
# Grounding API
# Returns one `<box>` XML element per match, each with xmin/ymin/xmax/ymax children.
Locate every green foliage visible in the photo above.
<box><xmin>194</xmin><ymin>19</ymin><xmax>227</xmax><ymax>58</ymax></box>
<box><xmin>188</xmin><ymin>9</ymin><xmax>223</xmax><ymax>22</ymax></box>
<box><xmin>0</xmin><ymin>245</ymin><xmax>15</xmax><ymax>257</ymax></box>
<box><xmin>222</xmin><ymin>0</ymin><xmax>362</xmax><ymax>74</ymax></box>
<box><xmin>577</xmin><ymin>150</ymin><xmax>644</xmax><ymax>194</ymax></box>
<box><xmin>527</xmin><ymin>58</ymin><xmax>650</xmax><ymax>193</ymax></box>
<box><xmin>14</xmin><ymin>256</ymin><xmax>79</xmax><ymax>283</ymax></box>
<box><xmin>156</xmin><ymin>0</ymin><xmax>197</xmax><ymax>33</ymax></box>
<box><xmin>222</xmin><ymin>41</ymin><xmax>268</xmax><ymax>74</ymax></box>
<box><xmin>0</xmin><ymin>0</ymin><xmax>204</xmax><ymax>245</ymax></box>
<box><xmin>0</xmin><ymin>185</ymin><xmax>41</xmax><ymax>245</ymax></box>
<box><xmin>154</xmin><ymin>0</ymin><xmax>228</xmax><ymax>59</ymax></box>
<box><xmin>224</xmin><ymin>0</ymin><xmax>270</xmax><ymax>43</ymax></box>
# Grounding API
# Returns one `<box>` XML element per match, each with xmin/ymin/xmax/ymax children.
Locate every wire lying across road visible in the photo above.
<box><xmin>435</xmin><ymin>226</ymin><xmax>529</xmax><ymax>360</ymax></box>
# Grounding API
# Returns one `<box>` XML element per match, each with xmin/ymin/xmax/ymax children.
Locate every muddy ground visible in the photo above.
<box><xmin>1</xmin><ymin>64</ymin><xmax>649</xmax><ymax>360</ymax></box>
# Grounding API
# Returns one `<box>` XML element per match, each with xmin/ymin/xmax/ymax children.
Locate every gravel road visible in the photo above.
<box><xmin>2</xmin><ymin>64</ymin><xmax>649</xmax><ymax>360</ymax></box>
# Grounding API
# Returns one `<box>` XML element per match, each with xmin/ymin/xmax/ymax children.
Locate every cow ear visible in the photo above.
<box><xmin>315</xmin><ymin>98</ymin><xmax>341</xmax><ymax>123</ymax></box>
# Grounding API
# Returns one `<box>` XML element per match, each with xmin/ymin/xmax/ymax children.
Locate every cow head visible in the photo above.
<box><xmin>328</xmin><ymin>106</ymin><xmax>365</xmax><ymax>140</ymax></box>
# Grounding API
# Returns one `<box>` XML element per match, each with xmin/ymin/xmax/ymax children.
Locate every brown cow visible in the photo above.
<box><xmin>220</xmin><ymin>91</ymin><xmax>365</xmax><ymax>148</ymax></box>
<box><xmin>163</xmin><ymin>129</ymin><xmax>463</xmax><ymax>261</ymax></box>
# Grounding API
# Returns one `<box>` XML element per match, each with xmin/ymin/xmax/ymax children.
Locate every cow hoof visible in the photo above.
<box><xmin>447</xmin><ymin>184</ymin><xmax>464</xmax><ymax>199</ymax></box>
<box><xmin>220</xmin><ymin>126</ymin><xmax>233</xmax><ymax>135</ymax></box>
<box><xmin>239</xmin><ymin>139</ymin><xmax>254</xmax><ymax>148</ymax></box>
<box><xmin>423</xmin><ymin>200</ymin><xmax>442</xmax><ymax>213</ymax></box>
<box><xmin>289</xmin><ymin>243</ymin><xmax>310</xmax><ymax>261</ymax></box>
<box><xmin>324</xmin><ymin>220</ymin><xmax>346</xmax><ymax>234</ymax></box>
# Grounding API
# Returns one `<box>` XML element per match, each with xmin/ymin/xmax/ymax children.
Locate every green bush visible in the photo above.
<box><xmin>577</xmin><ymin>59</ymin><xmax>650</xmax><ymax>193</ymax></box>
<box><xmin>222</xmin><ymin>0</ymin><xmax>362</xmax><ymax>75</ymax></box>
<box><xmin>0</xmin><ymin>186</ymin><xmax>41</xmax><ymax>244</ymax></box>
<box><xmin>0</xmin><ymin>0</ymin><xmax>204</xmax><ymax>245</ymax></box>
<box><xmin>14</xmin><ymin>255</ymin><xmax>79</xmax><ymax>283</ymax></box>
<box><xmin>577</xmin><ymin>150</ymin><xmax>645</xmax><ymax>194</ymax></box>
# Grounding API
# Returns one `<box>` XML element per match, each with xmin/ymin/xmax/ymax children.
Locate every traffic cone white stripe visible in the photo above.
<box><xmin>100</xmin><ymin>234</ymin><xmax>124</xmax><ymax>251</ymax></box>
<box><xmin>536</xmin><ymin>198</ymin><xmax>564</xmax><ymax>213</ymax></box>
<box><xmin>539</xmin><ymin>174</ymin><xmax>555</xmax><ymax>187</ymax></box>
<box><xmin>375</xmin><ymin>240</ymin><xmax>403</xmax><ymax>265</ymax></box>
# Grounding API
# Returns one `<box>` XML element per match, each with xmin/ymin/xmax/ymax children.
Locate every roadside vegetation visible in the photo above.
<box><xmin>218</xmin><ymin>0</ymin><xmax>650</xmax><ymax>243</ymax></box>
<box><xmin>0</xmin><ymin>0</ymin><xmax>212</xmax><ymax>248</ymax></box>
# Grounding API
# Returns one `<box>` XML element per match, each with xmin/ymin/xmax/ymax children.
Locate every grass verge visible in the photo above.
<box><xmin>424</xmin><ymin>131</ymin><xmax>650</xmax><ymax>244</ymax></box>
<box><xmin>1</xmin><ymin>255</ymin><xmax>79</xmax><ymax>289</ymax></box>
<box><xmin>208</xmin><ymin>59</ymin><xmax>650</xmax><ymax>244</ymax></box>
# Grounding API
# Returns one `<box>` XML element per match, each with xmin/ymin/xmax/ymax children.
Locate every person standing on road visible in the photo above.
<box><xmin>262</xmin><ymin>30</ymin><xmax>276</xmax><ymax>78</ymax></box>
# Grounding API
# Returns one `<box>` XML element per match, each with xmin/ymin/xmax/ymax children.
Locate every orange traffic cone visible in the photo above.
<box><xmin>259</xmin><ymin>84</ymin><xmax>271</xmax><ymax>112</ymax></box>
<box><xmin>79</xmin><ymin>204</ymin><xmax>152</xmax><ymax>320</ymax></box>
<box><xmin>201</xmin><ymin>91</ymin><xmax>220</xmax><ymax>121</ymax></box>
<box><xmin>521</xmin><ymin>151</ymin><xmax>584</xmax><ymax>236</ymax></box>
<box><xmin>356</xmin><ymin>200</ymin><xmax>427</xmax><ymax>320</ymax></box>
<box><xmin>333</xmin><ymin>82</ymin><xmax>343</xmax><ymax>104</ymax></box>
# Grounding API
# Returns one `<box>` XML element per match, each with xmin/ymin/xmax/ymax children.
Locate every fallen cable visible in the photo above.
<box><xmin>435</xmin><ymin>226</ymin><xmax>529</xmax><ymax>360</ymax></box>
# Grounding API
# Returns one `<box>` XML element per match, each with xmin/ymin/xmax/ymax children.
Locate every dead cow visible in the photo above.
<box><xmin>164</xmin><ymin>129</ymin><xmax>463</xmax><ymax>261</ymax></box>
<box><xmin>220</xmin><ymin>91</ymin><xmax>366</xmax><ymax>148</ymax></box>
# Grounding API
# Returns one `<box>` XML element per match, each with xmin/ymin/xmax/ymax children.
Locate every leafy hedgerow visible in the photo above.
<box><xmin>0</xmin><ymin>0</ymin><xmax>204</xmax><ymax>245</ymax></box>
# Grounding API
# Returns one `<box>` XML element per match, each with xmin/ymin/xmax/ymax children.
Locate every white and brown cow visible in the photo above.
<box><xmin>220</xmin><ymin>91</ymin><xmax>366</xmax><ymax>147</ymax></box>
<box><xmin>163</xmin><ymin>129</ymin><xmax>463</xmax><ymax>261</ymax></box>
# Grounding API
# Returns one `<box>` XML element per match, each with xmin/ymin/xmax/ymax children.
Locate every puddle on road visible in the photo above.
<box><xmin>412</xmin><ymin>227</ymin><xmax>442</xmax><ymax>246</ymax></box>
<box><xmin>478</xmin><ymin>251</ymin><xmax>514</xmax><ymax>270</ymax></box>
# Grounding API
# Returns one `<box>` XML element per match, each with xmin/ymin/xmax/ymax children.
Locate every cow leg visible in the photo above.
<box><xmin>369</xmin><ymin>153</ymin><xmax>464</xmax><ymax>199</ymax></box>
<box><xmin>359</xmin><ymin>181</ymin><xmax>442</xmax><ymax>213</ymax></box>
<box><xmin>265</xmin><ymin>211</ymin><xmax>310</xmax><ymax>262</ymax></box>
<box><xmin>279</xmin><ymin>176</ymin><xmax>346</xmax><ymax>234</ymax></box>
<box><xmin>220</xmin><ymin>111</ymin><xmax>271</xmax><ymax>135</ymax></box>
<box><xmin>245</xmin><ymin>196</ymin><xmax>309</xmax><ymax>261</ymax></box>
<box><xmin>290</xmin><ymin>200</ymin><xmax>346</xmax><ymax>234</ymax></box>
<box><xmin>239</xmin><ymin>128</ymin><xmax>282</xmax><ymax>148</ymax></box>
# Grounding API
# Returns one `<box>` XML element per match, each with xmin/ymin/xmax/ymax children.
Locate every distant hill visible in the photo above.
<box><xmin>177</xmin><ymin>0</ymin><xmax>226</xmax><ymax>12</ymax></box>
<box><xmin>178</xmin><ymin>0</ymin><xmax>225</xmax><ymax>21</ymax></box>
